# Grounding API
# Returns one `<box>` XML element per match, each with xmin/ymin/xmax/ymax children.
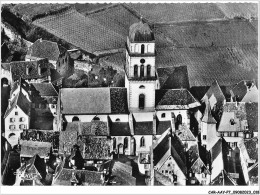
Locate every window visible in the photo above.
<box><xmin>234</xmin><ymin>132</ymin><xmax>238</xmax><ymax>137</ymax></box>
<box><xmin>9</xmin><ymin>125</ymin><xmax>15</xmax><ymax>130</ymax></box>
<box><xmin>147</xmin><ymin>65</ymin><xmax>151</xmax><ymax>77</ymax></box>
<box><xmin>220</xmin><ymin>132</ymin><xmax>225</xmax><ymax>137</ymax></box>
<box><xmin>20</xmin><ymin>117</ymin><xmax>25</xmax><ymax>122</ymax></box>
<box><xmin>176</xmin><ymin>114</ymin><xmax>182</xmax><ymax>125</ymax></box>
<box><xmin>139</xmin><ymin>94</ymin><xmax>145</xmax><ymax>109</ymax></box>
<box><xmin>203</xmin><ymin>135</ymin><xmax>206</xmax><ymax>140</ymax></box>
<box><xmin>228</xmin><ymin>132</ymin><xmax>232</xmax><ymax>137</ymax></box>
<box><xmin>51</xmin><ymin>104</ymin><xmax>56</xmax><ymax>109</ymax></box>
<box><xmin>134</xmin><ymin>65</ymin><xmax>138</xmax><ymax>77</ymax></box>
<box><xmin>165</xmin><ymin>170</ymin><xmax>168</xmax><ymax>174</ymax></box>
<box><xmin>140</xmin><ymin>65</ymin><xmax>144</xmax><ymax>77</ymax></box>
<box><xmin>10</xmin><ymin>118</ymin><xmax>15</xmax><ymax>123</ymax></box>
<box><xmin>115</xmin><ymin>118</ymin><xmax>120</xmax><ymax>122</ymax></box>
<box><xmin>230</xmin><ymin>119</ymin><xmax>235</xmax><ymax>125</ymax></box>
<box><xmin>168</xmin><ymin>163</ymin><xmax>171</xmax><ymax>167</ymax></box>
<box><xmin>15</xmin><ymin>112</ymin><xmax>18</xmax><ymax>115</ymax></box>
<box><xmin>140</xmin><ymin>136</ymin><xmax>145</xmax><ymax>147</ymax></box>
<box><xmin>169</xmin><ymin>171</ymin><xmax>172</xmax><ymax>174</ymax></box>
<box><xmin>124</xmin><ymin>137</ymin><xmax>128</xmax><ymax>149</ymax></box>
<box><xmin>161</xmin><ymin>113</ymin><xmax>166</xmax><ymax>118</ymax></box>
<box><xmin>8</xmin><ymin>133</ymin><xmax>15</xmax><ymax>138</ymax></box>
<box><xmin>140</xmin><ymin>59</ymin><xmax>145</xmax><ymax>64</ymax></box>
<box><xmin>245</xmin><ymin>126</ymin><xmax>248</xmax><ymax>130</ymax></box>
<box><xmin>139</xmin><ymin>85</ymin><xmax>145</xmax><ymax>89</ymax></box>
<box><xmin>72</xmin><ymin>116</ymin><xmax>80</xmax><ymax>122</ymax></box>
<box><xmin>141</xmin><ymin>44</ymin><xmax>145</xmax><ymax>54</ymax></box>
<box><xmin>202</xmin><ymin>173</ymin><xmax>206</xmax><ymax>178</ymax></box>
<box><xmin>162</xmin><ymin>170</ymin><xmax>164</xmax><ymax>174</ymax></box>
<box><xmin>19</xmin><ymin>124</ymin><xmax>25</xmax><ymax>129</ymax></box>
<box><xmin>93</xmin><ymin>116</ymin><xmax>100</xmax><ymax>121</ymax></box>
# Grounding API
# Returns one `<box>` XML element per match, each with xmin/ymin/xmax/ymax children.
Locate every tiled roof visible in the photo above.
<box><xmin>60</xmin><ymin>88</ymin><xmax>128</xmax><ymax>114</ymax></box>
<box><xmin>211</xmin><ymin>137</ymin><xmax>230</xmax><ymax>167</ymax></box>
<box><xmin>19</xmin><ymin>155</ymin><xmax>47</xmax><ymax>181</ymax></box>
<box><xmin>83</xmin><ymin>136</ymin><xmax>112</xmax><ymax>160</ymax></box>
<box><xmin>53</xmin><ymin>168</ymin><xmax>104</xmax><ymax>186</ymax></box>
<box><xmin>109</xmin><ymin>121</ymin><xmax>131</xmax><ymax>136</ymax></box>
<box><xmin>133</xmin><ymin>115</ymin><xmax>153</xmax><ymax>135</ymax></box>
<box><xmin>27</xmin><ymin>39</ymin><xmax>66</xmax><ymax>61</ymax></box>
<box><xmin>245</xmin><ymin>102</ymin><xmax>258</xmax><ymax>132</ymax></box>
<box><xmin>156</xmin><ymin>66</ymin><xmax>190</xmax><ymax>89</ymax></box>
<box><xmin>244</xmin><ymin>138</ymin><xmax>258</xmax><ymax>161</ymax></box>
<box><xmin>4</xmin><ymin>90</ymin><xmax>31</xmax><ymax>118</ymax></box>
<box><xmin>156</xmin><ymin>120</ymin><xmax>171</xmax><ymax>135</ymax></box>
<box><xmin>218</xmin><ymin>102</ymin><xmax>247</xmax><ymax>132</ymax></box>
<box><xmin>20</xmin><ymin>141</ymin><xmax>51</xmax><ymax>158</ymax></box>
<box><xmin>230</xmin><ymin>80</ymin><xmax>253</xmax><ymax>101</ymax></box>
<box><xmin>154</xmin><ymin>132</ymin><xmax>187</xmax><ymax>175</ymax></box>
<box><xmin>111</xmin><ymin>161</ymin><xmax>136</xmax><ymax>185</ymax></box>
<box><xmin>201</xmin><ymin>80</ymin><xmax>226</xmax><ymax>104</ymax></box>
<box><xmin>30</xmin><ymin>83</ymin><xmax>58</xmax><ymax>97</ymax></box>
<box><xmin>201</xmin><ymin>102</ymin><xmax>217</xmax><ymax>124</ymax></box>
<box><xmin>154</xmin><ymin>170</ymin><xmax>173</xmax><ymax>186</ymax></box>
<box><xmin>155</xmin><ymin>89</ymin><xmax>200</xmax><ymax>109</ymax></box>
<box><xmin>30</xmin><ymin>115</ymin><xmax>54</xmax><ymax>130</ymax></box>
<box><xmin>129</xmin><ymin>21</ymin><xmax>154</xmax><ymax>42</ymax></box>
<box><xmin>10</xmin><ymin>78</ymin><xmax>30</xmax><ymax>97</ymax></box>
<box><xmin>9</xmin><ymin>59</ymin><xmax>51</xmax><ymax>82</ymax></box>
<box><xmin>176</xmin><ymin>124</ymin><xmax>196</xmax><ymax>141</ymax></box>
<box><xmin>248</xmin><ymin>162</ymin><xmax>258</xmax><ymax>178</ymax></box>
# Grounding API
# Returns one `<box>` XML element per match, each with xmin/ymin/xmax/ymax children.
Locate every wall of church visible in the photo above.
<box><xmin>127</xmin><ymin>38</ymin><xmax>155</xmax><ymax>54</ymax></box>
<box><xmin>65</xmin><ymin>114</ymin><xmax>108</xmax><ymax>122</ymax></box>
<box><xmin>128</xmin><ymin>81</ymin><xmax>156</xmax><ymax>110</ymax></box>
<box><xmin>156</xmin><ymin>110</ymin><xmax>190</xmax><ymax>127</ymax></box>
<box><xmin>109</xmin><ymin>114</ymin><xmax>129</xmax><ymax>122</ymax></box>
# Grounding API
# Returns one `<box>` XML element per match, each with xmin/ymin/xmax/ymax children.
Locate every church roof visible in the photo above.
<box><xmin>176</xmin><ymin>124</ymin><xmax>197</xmax><ymax>141</ymax></box>
<box><xmin>109</xmin><ymin>121</ymin><xmax>131</xmax><ymax>136</ymax></box>
<box><xmin>129</xmin><ymin>21</ymin><xmax>155</xmax><ymax>42</ymax></box>
<box><xmin>230</xmin><ymin>80</ymin><xmax>254</xmax><ymax>101</ymax></box>
<box><xmin>156</xmin><ymin>120</ymin><xmax>171</xmax><ymax>135</ymax></box>
<box><xmin>60</xmin><ymin>87</ymin><xmax>128</xmax><ymax>114</ymax></box>
<box><xmin>20</xmin><ymin>141</ymin><xmax>51</xmax><ymax>158</ymax></box>
<box><xmin>30</xmin><ymin>82</ymin><xmax>58</xmax><ymax>97</ymax></box>
<box><xmin>155</xmin><ymin>89</ymin><xmax>200</xmax><ymax>109</ymax></box>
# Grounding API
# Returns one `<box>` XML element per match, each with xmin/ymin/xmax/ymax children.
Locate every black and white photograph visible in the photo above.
<box><xmin>1</xmin><ymin>1</ymin><xmax>259</xmax><ymax>193</ymax></box>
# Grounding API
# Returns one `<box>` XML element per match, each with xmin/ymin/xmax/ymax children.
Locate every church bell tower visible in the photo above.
<box><xmin>125</xmin><ymin>20</ymin><xmax>157</xmax><ymax>113</ymax></box>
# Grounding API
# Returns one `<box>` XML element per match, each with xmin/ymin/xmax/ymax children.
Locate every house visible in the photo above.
<box><xmin>217</xmin><ymin>102</ymin><xmax>249</xmax><ymax>149</ymax></box>
<box><xmin>210</xmin><ymin>138</ymin><xmax>239</xmax><ymax>185</ymax></box>
<box><xmin>4</xmin><ymin>90</ymin><xmax>31</xmax><ymax>147</ymax></box>
<box><xmin>230</xmin><ymin>80</ymin><xmax>258</xmax><ymax>102</ymax></box>
<box><xmin>187</xmin><ymin>144</ymin><xmax>211</xmax><ymax>185</ymax></box>
<box><xmin>26</xmin><ymin>39</ymin><xmax>67</xmax><ymax>67</ymax></box>
<box><xmin>153</xmin><ymin>129</ymin><xmax>187</xmax><ymax>185</ymax></box>
<box><xmin>52</xmin><ymin>156</ymin><xmax>106</xmax><ymax>186</ymax></box>
<box><xmin>8</xmin><ymin>58</ymin><xmax>53</xmax><ymax>84</ymax></box>
<box><xmin>9</xmin><ymin>78</ymin><xmax>31</xmax><ymax>102</ymax></box>
<box><xmin>200</xmin><ymin>101</ymin><xmax>218</xmax><ymax>150</ymax></box>
<box><xmin>15</xmin><ymin>154</ymin><xmax>47</xmax><ymax>186</ymax></box>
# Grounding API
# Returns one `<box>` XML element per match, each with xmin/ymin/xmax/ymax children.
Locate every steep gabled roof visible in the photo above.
<box><xmin>60</xmin><ymin>88</ymin><xmax>128</xmax><ymax>114</ymax></box>
<box><xmin>211</xmin><ymin>137</ymin><xmax>230</xmax><ymax>169</ymax></box>
<box><xmin>176</xmin><ymin>124</ymin><xmax>197</xmax><ymax>141</ymax></box>
<box><xmin>244</xmin><ymin>138</ymin><xmax>258</xmax><ymax>161</ymax></box>
<box><xmin>241</xmin><ymin>84</ymin><xmax>258</xmax><ymax>102</ymax></box>
<box><xmin>156</xmin><ymin>66</ymin><xmax>190</xmax><ymax>89</ymax></box>
<box><xmin>10</xmin><ymin>78</ymin><xmax>30</xmax><ymax>97</ymax></box>
<box><xmin>201</xmin><ymin>80</ymin><xmax>226</xmax><ymax>104</ymax></box>
<box><xmin>27</xmin><ymin>39</ymin><xmax>67</xmax><ymax>61</ymax></box>
<box><xmin>30</xmin><ymin>82</ymin><xmax>58</xmax><ymax>97</ymax></box>
<box><xmin>20</xmin><ymin>141</ymin><xmax>52</xmax><ymax>158</ymax></box>
<box><xmin>230</xmin><ymin>80</ymin><xmax>256</xmax><ymax>101</ymax></box>
<box><xmin>153</xmin><ymin>131</ymin><xmax>187</xmax><ymax>175</ymax></box>
<box><xmin>155</xmin><ymin>89</ymin><xmax>200</xmax><ymax>109</ymax></box>
<box><xmin>4</xmin><ymin>90</ymin><xmax>31</xmax><ymax>118</ymax></box>
<box><xmin>9</xmin><ymin>58</ymin><xmax>52</xmax><ymax>82</ymax></box>
<box><xmin>201</xmin><ymin>101</ymin><xmax>217</xmax><ymax>124</ymax></box>
<box><xmin>133</xmin><ymin>115</ymin><xmax>153</xmax><ymax>135</ymax></box>
<box><xmin>156</xmin><ymin>120</ymin><xmax>171</xmax><ymax>135</ymax></box>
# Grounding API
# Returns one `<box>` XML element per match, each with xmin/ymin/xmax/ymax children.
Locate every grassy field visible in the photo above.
<box><xmin>73</xmin><ymin>3</ymin><xmax>113</xmax><ymax>14</ymax></box>
<box><xmin>33</xmin><ymin>8</ymin><xmax>125</xmax><ymax>53</ymax></box>
<box><xmin>10</xmin><ymin>4</ymin><xmax>71</xmax><ymax>21</ymax></box>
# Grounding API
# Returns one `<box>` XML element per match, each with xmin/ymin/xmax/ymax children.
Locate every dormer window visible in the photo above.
<box><xmin>115</xmin><ymin>118</ymin><xmax>120</xmax><ymax>122</ymax></box>
<box><xmin>230</xmin><ymin>119</ymin><xmax>235</xmax><ymax>125</ymax></box>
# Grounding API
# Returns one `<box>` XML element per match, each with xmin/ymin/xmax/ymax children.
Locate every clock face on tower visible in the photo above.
<box><xmin>140</xmin><ymin>59</ymin><xmax>145</xmax><ymax>64</ymax></box>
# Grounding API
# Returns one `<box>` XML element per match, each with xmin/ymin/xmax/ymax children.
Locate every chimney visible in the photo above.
<box><xmin>39</xmin><ymin>38</ymin><xmax>42</xmax><ymax>42</ymax></box>
<box><xmin>8</xmin><ymin>99</ymin><xmax>11</xmax><ymax>108</ymax></box>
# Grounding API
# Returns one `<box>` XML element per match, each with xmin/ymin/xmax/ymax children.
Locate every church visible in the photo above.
<box><xmin>57</xmin><ymin>20</ymin><xmax>201</xmax><ymax>174</ymax></box>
